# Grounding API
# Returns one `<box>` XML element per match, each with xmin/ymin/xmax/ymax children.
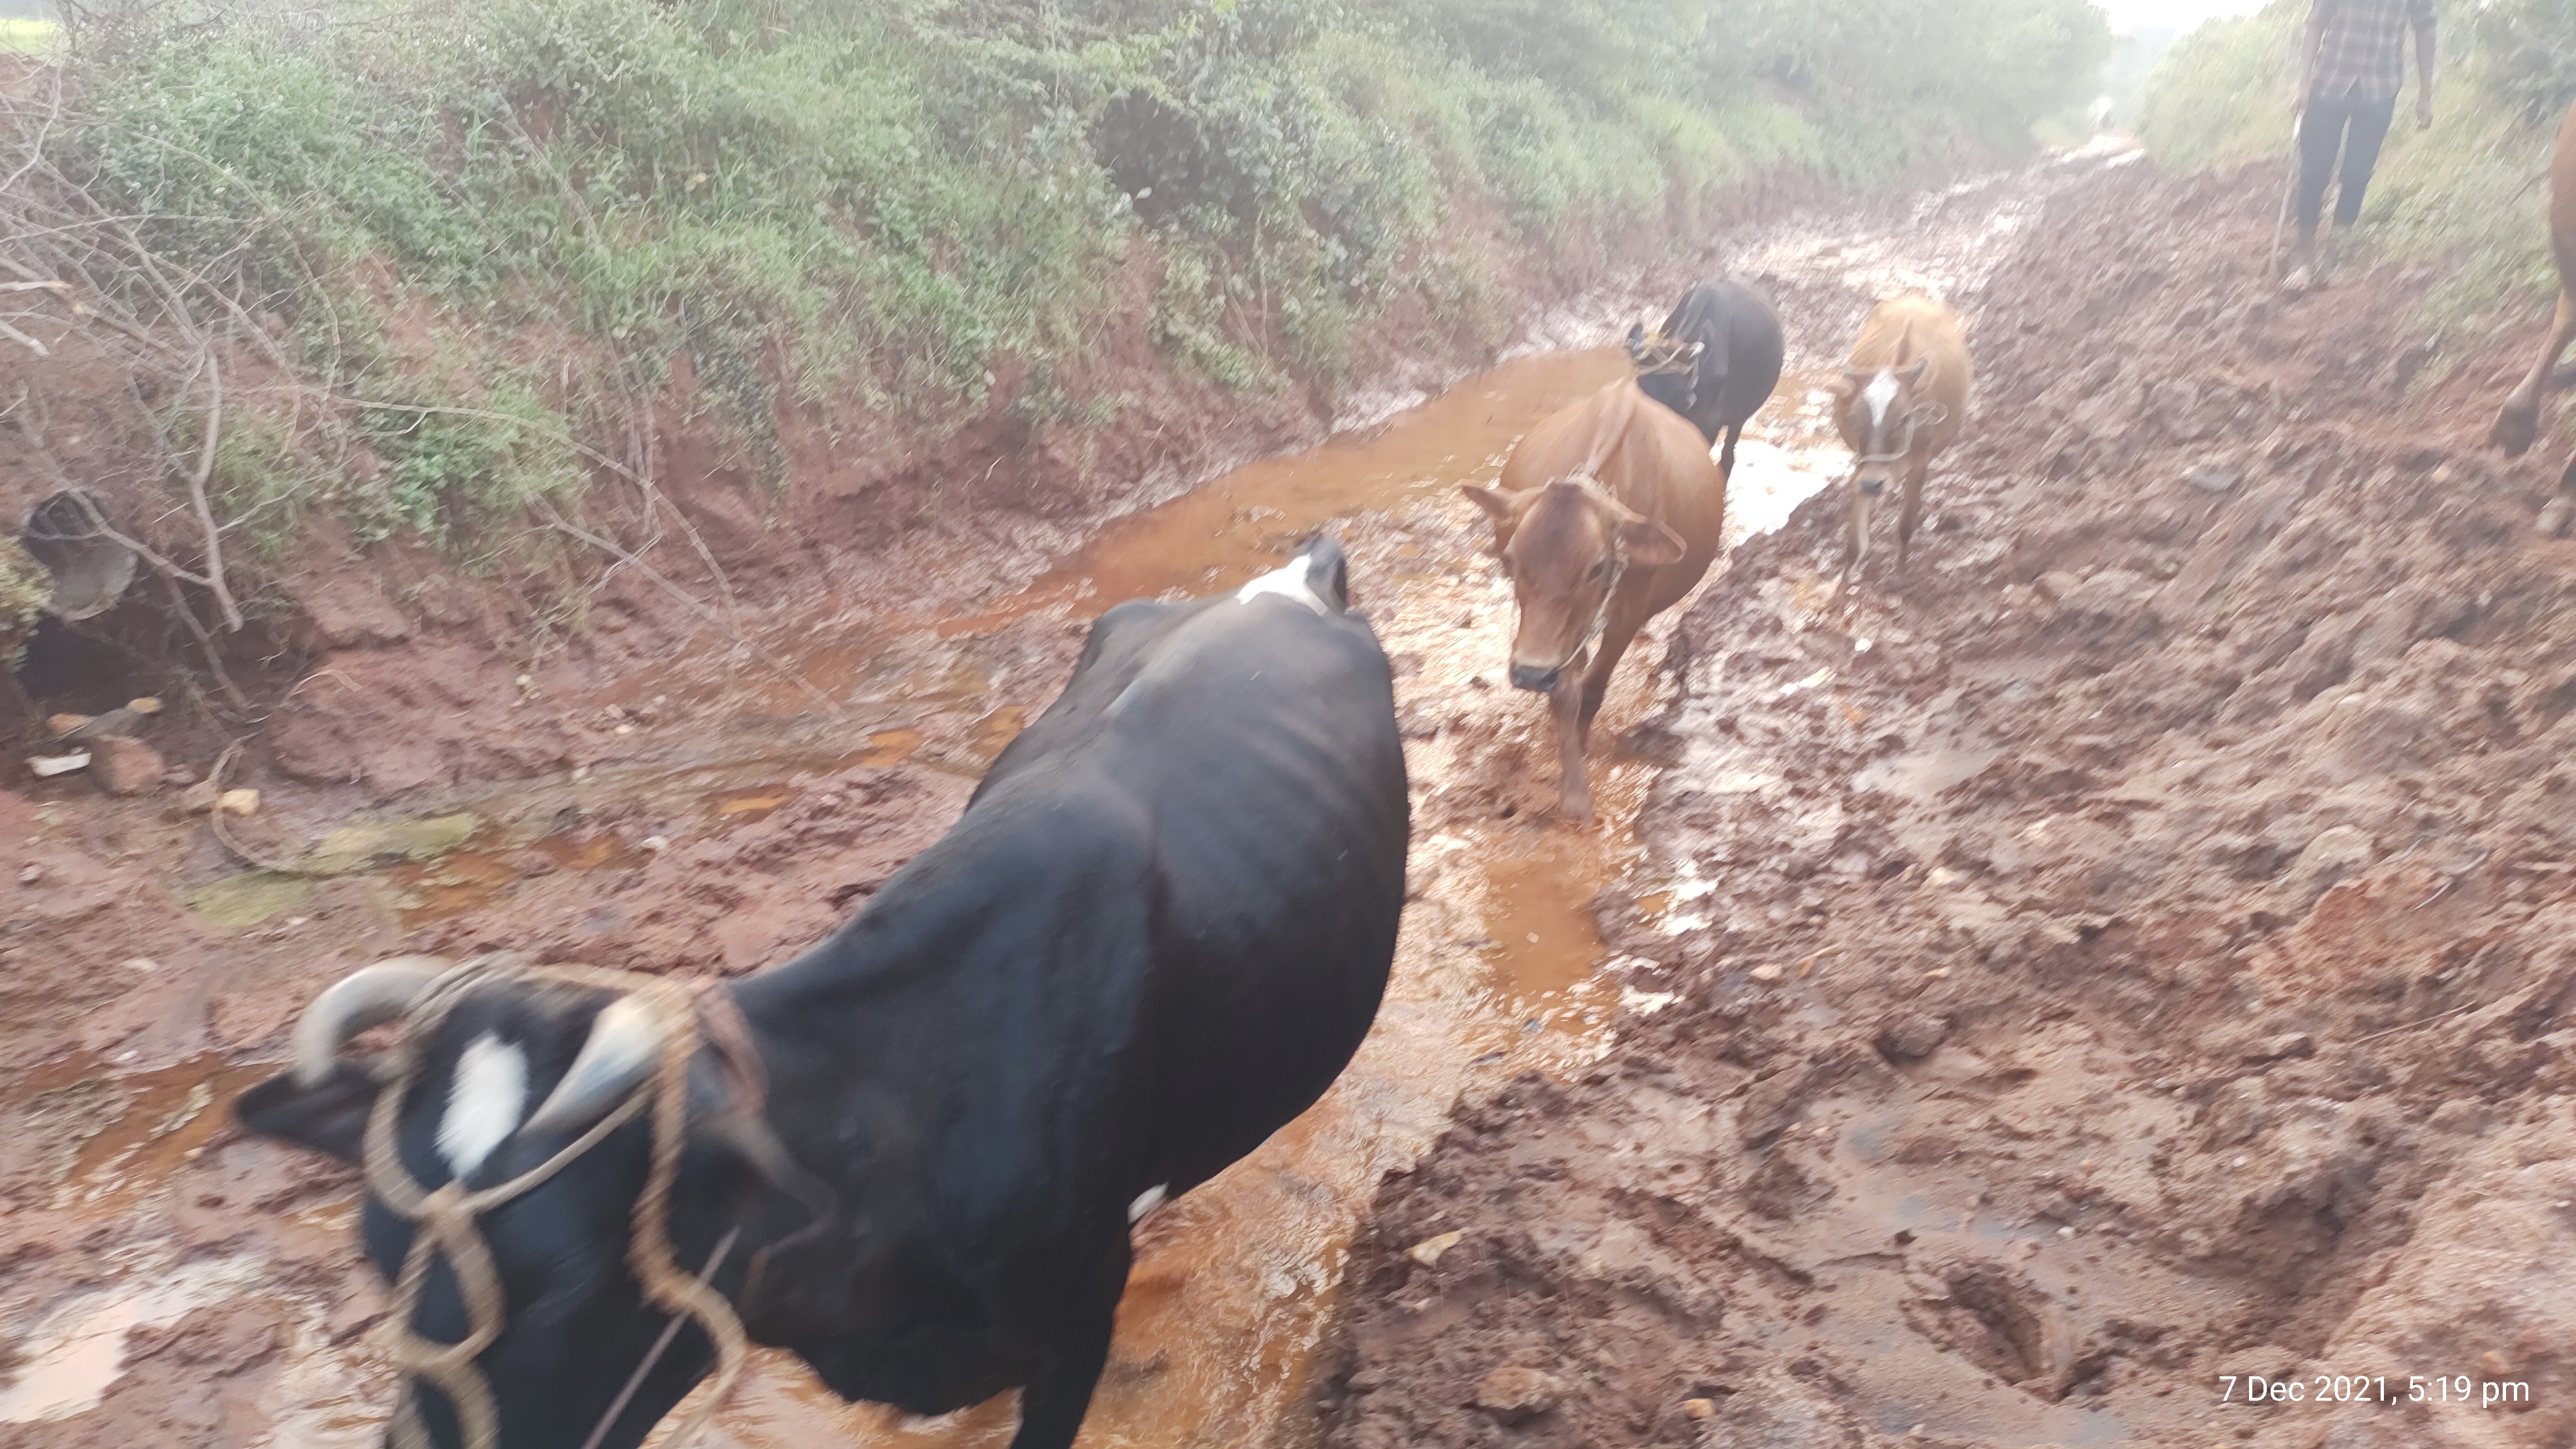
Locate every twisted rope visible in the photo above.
<box><xmin>360</xmin><ymin>959</ymin><xmax>753</xmax><ymax>1449</ymax></box>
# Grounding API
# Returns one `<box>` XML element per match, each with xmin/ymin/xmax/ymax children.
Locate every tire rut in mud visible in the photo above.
<box><xmin>1321</xmin><ymin>160</ymin><xmax>2576</xmax><ymax>1449</ymax></box>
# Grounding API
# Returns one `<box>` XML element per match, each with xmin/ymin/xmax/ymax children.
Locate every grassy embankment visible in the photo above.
<box><xmin>2135</xmin><ymin>0</ymin><xmax>2571</xmax><ymax>333</ymax></box>
<box><xmin>2</xmin><ymin>0</ymin><xmax>2108</xmax><ymax>608</ymax></box>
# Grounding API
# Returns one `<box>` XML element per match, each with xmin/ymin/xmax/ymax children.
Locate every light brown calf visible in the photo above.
<box><xmin>1833</xmin><ymin>294</ymin><xmax>1972</xmax><ymax>584</ymax></box>
<box><xmin>1462</xmin><ymin>379</ymin><xmax>1726</xmax><ymax>822</ymax></box>
<box><xmin>2490</xmin><ymin>99</ymin><xmax>2576</xmax><ymax>479</ymax></box>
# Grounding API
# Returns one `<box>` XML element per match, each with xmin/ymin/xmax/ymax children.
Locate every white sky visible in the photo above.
<box><xmin>2096</xmin><ymin>0</ymin><xmax>2270</xmax><ymax>34</ymax></box>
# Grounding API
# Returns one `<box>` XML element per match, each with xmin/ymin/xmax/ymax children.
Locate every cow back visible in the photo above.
<box><xmin>1656</xmin><ymin>280</ymin><xmax>1785</xmax><ymax>441</ymax></box>
<box><xmin>952</xmin><ymin>581</ymin><xmax>1405</xmax><ymax>1194</ymax></box>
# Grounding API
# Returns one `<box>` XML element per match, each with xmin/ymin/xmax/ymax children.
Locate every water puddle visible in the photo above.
<box><xmin>0</xmin><ymin>1255</ymin><xmax>263</xmax><ymax>1423</ymax></box>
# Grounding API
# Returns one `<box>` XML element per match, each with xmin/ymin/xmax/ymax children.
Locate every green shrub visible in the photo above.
<box><xmin>27</xmin><ymin>0</ymin><xmax>2111</xmax><ymax>574</ymax></box>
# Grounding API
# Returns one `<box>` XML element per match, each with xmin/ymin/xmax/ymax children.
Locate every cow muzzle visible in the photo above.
<box><xmin>1510</xmin><ymin>662</ymin><xmax>1561</xmax><ymax>693</ymax></box>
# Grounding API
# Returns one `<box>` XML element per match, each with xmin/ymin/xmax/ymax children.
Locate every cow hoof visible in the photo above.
<box><xmin>2492</xmin><ymin>409</ymin><xmax>2538</xmax><ymax>458</ymax></box>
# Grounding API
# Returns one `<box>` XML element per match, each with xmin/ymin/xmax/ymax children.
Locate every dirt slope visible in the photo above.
<box><xmin>1320</xmin><ymin>160</ymin><xmax>2576</xmax><ymax>1448</ymax></box>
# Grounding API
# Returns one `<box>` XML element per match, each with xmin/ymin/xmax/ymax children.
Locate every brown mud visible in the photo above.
<box><xmin>7</xmin><ymin>142</ymin><xmax>2572</xmax><ymax>1449</ymax></box>
<box><xmin>1321</xmin><ymin>157</ymin><xmax>2576</xmax><ymax>1449</ymax></box>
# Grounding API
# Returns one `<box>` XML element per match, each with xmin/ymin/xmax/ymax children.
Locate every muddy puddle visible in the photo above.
<box><xmin>4</xmin><ymin>330</ymin><xmax>1849</xmax><ymax>1443</ymax></box>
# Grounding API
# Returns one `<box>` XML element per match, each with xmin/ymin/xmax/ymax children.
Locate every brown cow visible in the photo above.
<box><xmin>1833</xmin><ymin>294</ymin><xmax>1972</xmax><ymax>583</ymax></box>
<box><xmin>1462</xmin><ymin>379</ymin><xmax>1725</xmax><ymax>823</ymax></box>
<box><xmin>2490</xmin><ymin>98</ymin><xmax>2576</xmax><ymax>482</ymax></box>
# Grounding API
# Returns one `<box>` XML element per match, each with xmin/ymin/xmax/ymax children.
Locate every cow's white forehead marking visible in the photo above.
<box><xmin>1128</xmin><ymin>1182</ymin><xmax>1170</xmax><ymax>1225</ymax></box>
<box><xmin>1862</xmin><ymin>369</ymin><xmax>1900</xmax><ymax>430</ymax></box>
<box><xmin>1235</xmin><ymin>552</ymin><xmax>1331</xmax><ymax>616</ymax></box>
<box><xmin>439</xmin><ymin>1031</ymin><xmax>529</xmax><ymax>1179</ymax></box>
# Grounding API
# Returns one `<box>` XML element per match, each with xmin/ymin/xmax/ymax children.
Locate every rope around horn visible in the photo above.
<box><xmin>361</xmin><ymin>958</ymin><xmax>753</xmax><ymax>1449</ymax></box>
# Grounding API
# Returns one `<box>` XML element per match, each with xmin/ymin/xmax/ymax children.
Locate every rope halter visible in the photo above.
<box><xmin>337</xmin><ymin>957</ymin><xmax>754</xmax><ymax>1449</ymax></box>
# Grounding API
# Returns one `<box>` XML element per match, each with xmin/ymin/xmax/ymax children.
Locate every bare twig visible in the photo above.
<box><xmin>161</xmin><ymin>572</ymin><xmax>253</xmax><ymax>713</ymax></box>
<box><xmin>205</xmin><ymin>739</ymin><xmax>321</xmax><ymax>876</ymax></box>
<box><xmin>183</xmin><ymin>350</ymin><xmax>245</xmax><ymax>631</ymax></box>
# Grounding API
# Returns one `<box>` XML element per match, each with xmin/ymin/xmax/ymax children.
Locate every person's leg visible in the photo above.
<box><xmin>2332</xmin><ymin>93</ymin><xmax>2398</xmax><ymax>227</ymax></box>
<box><xmin>2290</xmin><ymin>93</ymin><xmax>2350</xmax><ymax>286</ymax></box>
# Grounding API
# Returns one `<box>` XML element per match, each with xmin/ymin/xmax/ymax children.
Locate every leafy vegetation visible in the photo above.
<box><xmin>16</xmin><ymin>0</ymin><xmax>2109</xmax><ymax>567</ymax></box>
<box><xmin>2135</xmin><ymin>0</ymin><xmax>2563</xmax><ymax>328</ymax></box>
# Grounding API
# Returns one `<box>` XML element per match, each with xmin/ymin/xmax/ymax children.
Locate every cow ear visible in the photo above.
<box><xmin>1616</xmin><ymin>516</ymin><xmax>1687</xmax><ymax>568</ymax></box>
<box><xmin>1460</xmin><ymin>483</ymin><xmax>1515</xmax><ymax>524</ymax></box>
<box><xmin>234</xmin><ymin>1061</ymin><xmax>382</xmax><ymax>1165</ymax></box>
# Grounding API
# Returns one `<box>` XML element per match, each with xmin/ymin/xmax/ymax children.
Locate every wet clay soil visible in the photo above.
<box><xmin>0</xmin><ymin>161</ymin><xmax>1940</xmax><ymax>1448</ymax></box>
<box><xmin>11</xmin><ymin>146</ymin><xmax>2575</xmax><ymax>1449</ymax></box>
<box><xmin>1321</xmin><ymin>158</ymin><xmax>2576</xmax><ymax>1449</ymax></box>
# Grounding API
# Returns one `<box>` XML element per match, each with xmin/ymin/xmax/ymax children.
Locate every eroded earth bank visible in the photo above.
<box><xmin>5</xmin><ymin>149</ymin><xmax>2575</xmax><ymax>1449</ymax></box>
<box><xmin>1322</xmin><ymin>162</ymin><xmax>2576</xmax><ymax>1448</ymax></box>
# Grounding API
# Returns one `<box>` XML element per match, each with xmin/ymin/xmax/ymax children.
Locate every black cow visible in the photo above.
<box><xmin>235</xmin><ymin>536</ymin><xmax>1409</xmax><ymax>1449</ymax></box>
<box><xmin>1624</xmin><ymin>278</ymin><xmax>1785</xmax><ymax>477</ymax></box>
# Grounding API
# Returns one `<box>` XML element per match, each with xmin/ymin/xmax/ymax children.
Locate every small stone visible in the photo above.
<box><xmin>18</xmin><ymin>863</ymin><xmax>42</xmax><ymax>884</ymax></box>
<box><xmin>1472</xmin><ymin>1365</ymin><xmax>1563</xmax><ymax>1425</ymax></box>
<box><xmin>1684</xmin><ymin>1397</ymin><xmax>1717</xmax><ymax>1421</ymax></box>
<box><xmin>124</xmin><ymin>957</ymin><xmax>157</xmax><ymax>972</ymax></box>
<box><xmin>29</xmin><ymin>751</ymin><xmax>90</xmax><ymax>778</ymax></box>
<box><xmin>2241</xmin><ymin>1031</ymin><xmax>2315</xmax><ymax>1065</ymax></box>
<box><xmin>1749</xmin><ymin>964</ymin><xmax>1785</xmax><ymax>983</ymax></box>
<box><xmin>2186</xmin><ymin>464</ymin><xmax>2240</xmax><ymax>493</ymax></box>
<box><xmin>2057</xmin><ymin>1224</ymin><xmax>2076</xmax><ymax>1238</ymax></box>
<box><xmin>218</xmin><ymin>789</ymin><xmax>262</xmax><ymax>817</ymax></box>
<box><xmin>1878</xmin><ymin>1011</ymin><xmax>1951</xmax><ymax>1062</ymax></box>
<box><xmin>640</xmin><ymin>835</ymin><xmax>670</xmax><ymax>853</ymax></box>
<box><xmin>2538</xmin><ymin>497</ymin><xmax>2574</xmax><ymax>538</ymax></box>
<box><xmin>91</xmin><ymin>736</ymin><xmax>168</xmax><ymax>796</ymax></box>
<box><xmin>1405</xmin><ymin>1230</ymin><xmax>1463</xmax><ymax>1267</ymax></box>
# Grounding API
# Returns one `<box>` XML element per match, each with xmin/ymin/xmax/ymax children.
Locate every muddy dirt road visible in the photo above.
<box><xmin>1323</xmin><ymin>159</ymin><xmax>2576</xmax><ymax>1449</ymax></box>
<box><xmin>9</xmin><ymin>145</ymin><xmax>2569</xmax><ymax>1449</ymax></box>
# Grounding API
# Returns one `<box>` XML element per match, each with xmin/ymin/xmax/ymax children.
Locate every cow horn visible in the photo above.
<box><xmin>524</xmin><ymin>995</ymin><xmax>668</xmax><ymax>1138</ymax></box>
<box><xmin>290</xmin><ymin>957</ymin><xmax>449</xmax><ymax>1086</ymax></box>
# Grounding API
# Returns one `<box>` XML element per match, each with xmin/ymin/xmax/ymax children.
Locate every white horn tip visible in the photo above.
<box><xmin>523</xmin><ymin>995</ymin><xmax>667</xmax><ymax>1139</ymax></box>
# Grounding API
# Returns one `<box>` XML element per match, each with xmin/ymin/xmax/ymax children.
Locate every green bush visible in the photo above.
<box><xmin>29</xmin><ymin>0</ymin><xmax>2110</xmax><ymax>571</ymax></box>
<box><xmin>2467</xmin><ymin>0</ymin><xmax>2576</xmax><ymax>125</ymax></box>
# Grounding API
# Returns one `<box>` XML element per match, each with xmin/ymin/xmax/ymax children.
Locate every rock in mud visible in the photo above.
<box><xmin>1406</xmin><ymin>1229</ymin><xmax>1464</xmax><ymax>1267</ymax></box>
<box><xmin>2278</xmin><ymin>825</ymin><xmax>2375</xmax><ymax>913</ymax></box>
<box><xmin>1876</xmin><ymin>1010</ymin><xmax>1950</xmax><ymax>1061</ymax></box>
<box><xmin>1695</xmin><ymin>1368</ymin><xmax>1870</xmax><ymax>1448</ymax></box>
<box><xmin>2186</xmin><ymin>462</ymin><xmax>2239</xmax><ymax>493</ymax></box>
<box><xmin>1471</xmin><ymin>1365</ymin><xmax>1563</xmax><ymax>1425</ymax></box>
<box><xmin>89</xmin><ymin>736</ymin><xmax>168</xmax><ymax>796</ymax></box>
